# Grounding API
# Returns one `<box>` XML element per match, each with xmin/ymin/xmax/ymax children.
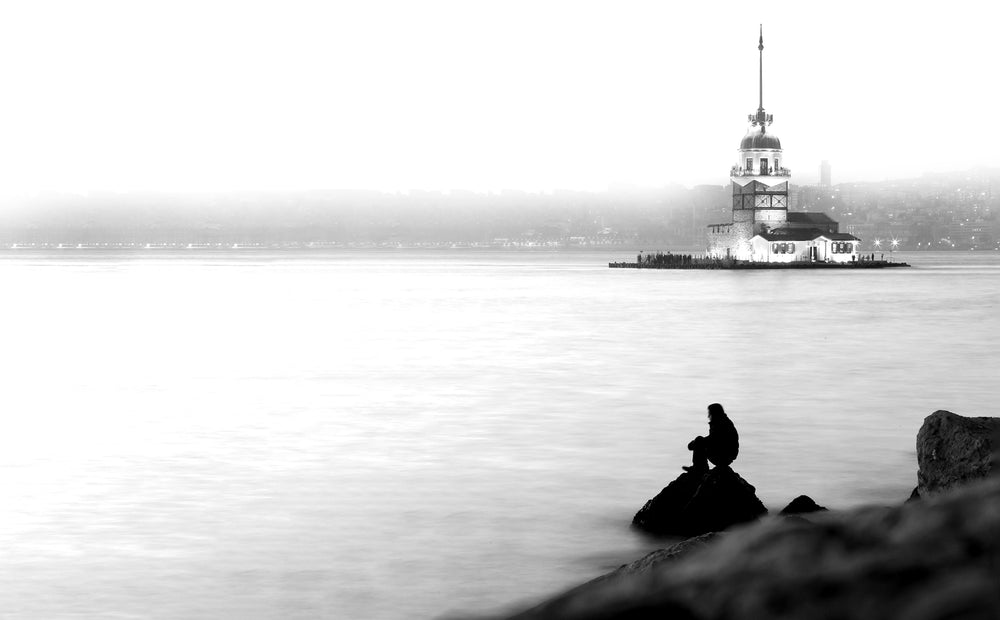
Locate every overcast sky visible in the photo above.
<box><xmin>0</xmin><ymin>0</ymin><xmax>996</xmax><ymax>194</ymax></box>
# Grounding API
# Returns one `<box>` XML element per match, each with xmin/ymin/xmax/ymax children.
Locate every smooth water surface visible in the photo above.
<box><xmin>0</xmin><ymin>250</ymin><xmax>997</xmax><ymax>619</ymax></box>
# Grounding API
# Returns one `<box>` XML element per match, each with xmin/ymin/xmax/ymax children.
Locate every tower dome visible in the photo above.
<box><xmin>740</xmin><ymin>129</ymin><xmax>781</xmax><ymax>151</ymax></box>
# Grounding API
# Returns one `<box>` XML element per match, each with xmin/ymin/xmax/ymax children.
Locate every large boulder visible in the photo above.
<box><xmin>916</xmin><ymin>410</ymin><xmax>1000</xmax><ymax>495</ymax></box>
<box><xmin>508</xmin><ymin>476</ymin><xmax>1000</xmax><ymax>620</ymax></box>
<box><xmin>632</xmin><ymin>467</ymin><xmax>768</xmax><ymax>536</ymax></box>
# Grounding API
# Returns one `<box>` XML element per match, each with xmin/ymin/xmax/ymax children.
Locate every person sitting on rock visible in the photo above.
<box><xmin>683</xmin><ymin>403</ymin><xmax>739</xmax><ymax>472</ymax></box>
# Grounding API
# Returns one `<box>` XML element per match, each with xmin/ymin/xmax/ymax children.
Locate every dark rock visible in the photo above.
<box><xmin>916</xmin><ymin>410</ymin><xmax>1000</xmax><ymax>495</ymax></box>
<box><xmin>632</xmin><ymin>467</ymin><xmax>767</xmax><ymax>536</ymax></box>
<box><xmin>779</xmin><ymin>495</ymin><xmax>827</xmax><ymax>515</ymax></box>
<box><xmin>632</xmin><ymin>471</ymin><xmax>703</xmax><ymax>534</ymax></box>
<box><xmin>506</xmin><ymin>476</ymin><xmax>1000</xmax><ymax>620</ymax></box>
<box><xmin>605</xmin><ymin>533</ymin><xmax>719</xmax><ymax>579</ymax></box>
<box><xmin>906</xmin><ymin>486</ymin><xmax>920</xmax><ymax>503</ymax></box>
<box><xmin>509</xmin><ymin>535</ymin><xmax>717</xmax><ymax>620</ymax></box>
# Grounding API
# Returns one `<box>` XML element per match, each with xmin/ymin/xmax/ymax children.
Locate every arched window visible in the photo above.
<box><xmin>787</xmin><ymin>242</ymin><xmax>795</xmax><ymax>254</ymax></box>
<box><xmin>772</xmin><ymin>243</ymin><xmax>779</xmax><ymax>254</ymax></box>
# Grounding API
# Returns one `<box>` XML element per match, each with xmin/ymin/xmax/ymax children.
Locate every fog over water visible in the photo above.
<box><xmin>0</xmin><ymin>250</ymin><xmax>997</xmax><ymax>619</ymax></box>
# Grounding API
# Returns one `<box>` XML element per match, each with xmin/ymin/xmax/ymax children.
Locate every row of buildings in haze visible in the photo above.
<box><xmin>0</xmin><ymin>174</ymin><xmax>994</xmax><ymax>251</ymax></box>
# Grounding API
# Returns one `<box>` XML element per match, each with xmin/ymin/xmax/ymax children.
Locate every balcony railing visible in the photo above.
<box><xmin>730</xmin><ymin>166</ymin><xmax>792</xmax><ymax>178</ymax></box>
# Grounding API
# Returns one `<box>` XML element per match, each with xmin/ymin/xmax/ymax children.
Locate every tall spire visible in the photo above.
<box><xmin>748</xmin><ymin>24</ymin><xmax>773</xmax><ymax>128</ymax></box>
<box><xmin>758</xmin><ymin>24</ymin><xmax>764</xmax><ymax>112</ymax></box>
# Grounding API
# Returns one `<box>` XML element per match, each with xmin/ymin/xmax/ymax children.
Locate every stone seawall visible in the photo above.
<box><xmin>609</xmin><ymin>260</ymin><xmax>910</xmax><ymax>270</ymax></box>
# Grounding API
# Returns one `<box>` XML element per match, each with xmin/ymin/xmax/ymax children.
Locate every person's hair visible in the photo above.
<box><xmin>708</xmin><ymin>403</ymin><xmax>725</xmax><ymax>419</ymax></box>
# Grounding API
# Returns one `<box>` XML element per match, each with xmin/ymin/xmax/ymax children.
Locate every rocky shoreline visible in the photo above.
<box><xmin>493</xmin><ymin>410</ymin><xmax>1000</xmax><ymax>620</ymax></box>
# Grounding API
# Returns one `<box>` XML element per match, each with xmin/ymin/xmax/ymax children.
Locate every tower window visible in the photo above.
<box><xmin>760</xmin><ymin>158</ymin><xmax>770</xmax><ymax>175</ymax></box>
<box><xmin>775</xmin><ymin>158</ymin><xmax>779</xmax><ymax>170</ymax></box>
<box><xmin>746</xmin><ymin>158</ymin><xmax>752</xmax><ymax>171</ymax></box>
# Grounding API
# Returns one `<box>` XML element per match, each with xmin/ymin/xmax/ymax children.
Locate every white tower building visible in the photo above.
<box><xmin>708</xmin><ymin>26</ymin><xmax>791</xmax><ymax>260</ymax></box>
<box><xmin>706</xmin><ymin>27</ymin><xmax>861</xmax><ymax>263</ymax></box>
<box><xmin>733</xmin><ymin>26</ymin><xmax>790</xmax><ymax>236</ymax></box>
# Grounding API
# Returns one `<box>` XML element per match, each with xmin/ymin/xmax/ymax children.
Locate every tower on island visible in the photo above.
<box><xmin>707</xmin><ymin>27</ymin><xmax>860</xmax><ymax>263</ymax></box>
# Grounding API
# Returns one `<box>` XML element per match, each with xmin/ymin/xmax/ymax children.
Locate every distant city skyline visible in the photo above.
<box><xmin>1</xmin><ymin>166</ymin><xmax>995</xmax><ymax>253</ymax></box>
<box><xmin>0</xmin><ymin>1</ymin><xmax>996</xmax><ymax>195</ymax></box>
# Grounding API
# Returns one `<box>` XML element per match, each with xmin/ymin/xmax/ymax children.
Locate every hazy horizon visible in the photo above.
<box><xmin>1</xmin><ymin>1</ymin><xmax>997</xmax><ymax>195</ymax></box>
<box><xmin>1</xmin><ymin>164</ymin><xmax>997</xmax><ymax>202</ymax></box>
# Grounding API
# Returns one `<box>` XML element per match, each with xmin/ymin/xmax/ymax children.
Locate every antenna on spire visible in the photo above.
<box><xmin>758</xmin><ymin>24</ymin><xmax>764</xmax><ymax>112</ymax></box>
<box><xmin>748</xmin><ymin>24</ymin><xmax>773</xmax><ymax>129</ymax></box>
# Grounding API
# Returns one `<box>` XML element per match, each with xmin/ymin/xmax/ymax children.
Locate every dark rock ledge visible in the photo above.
<box><xmin>495</xmin><ymin>410</ymin><xmax>1000</xmax><ymax>620</ymax></box>
<box><xmin>507</xmin><ymin>477</ymin><xmax>1000</xmax><ymax>620</ymax></box>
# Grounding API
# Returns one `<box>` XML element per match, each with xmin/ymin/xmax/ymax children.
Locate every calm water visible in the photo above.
<box><xmin>0</xmin><ymin>250</ymin><xmax>997</xmax><ymax>619</ymax></box>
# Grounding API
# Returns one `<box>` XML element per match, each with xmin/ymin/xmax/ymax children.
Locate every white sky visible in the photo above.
<box><xmin>0</xmin><ymin>0</ymin><xmax>997</xmax><ymax>193</ymax></box>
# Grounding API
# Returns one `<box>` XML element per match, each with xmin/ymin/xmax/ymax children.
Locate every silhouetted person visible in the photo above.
<box><xmin>683</xmin><ymin>403</ymin><xmax>739</xmax><ymax>472</ymax></box>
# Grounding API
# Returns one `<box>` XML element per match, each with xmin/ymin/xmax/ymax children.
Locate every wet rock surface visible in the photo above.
<box><xmin>509</xmin><ymin>477</ymin><xmax>1000</xmax><ymax>620</ymax></box>
<box><xmin>632</xmin><ymin>467</ymin><xmax>768</xmax><ymax>536</ymax></box>
<box><xmin>779</xmin><ymin>495</ymin><xmax>827</xmax><ymax>515</ymax></box>
<box><xmin>916</xmin><ymin>410</ymin><xmax>999</xmax><ymax>495</ymax></box>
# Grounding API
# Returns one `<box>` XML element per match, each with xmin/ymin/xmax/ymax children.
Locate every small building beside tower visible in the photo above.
<box><xmin>707</xmin><ymin>27</ymin><xmax>859</xmax><ymax>263</ymax></box>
